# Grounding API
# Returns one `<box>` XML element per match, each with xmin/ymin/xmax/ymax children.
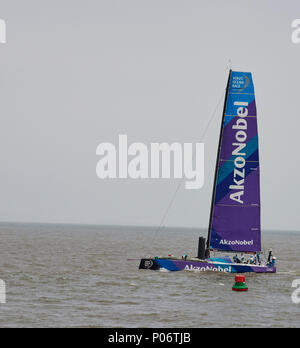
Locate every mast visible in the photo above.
<box><xmin>206</xmin><ymin>69</ymin><xmax>232</xmax><ymax>251</ymax></box>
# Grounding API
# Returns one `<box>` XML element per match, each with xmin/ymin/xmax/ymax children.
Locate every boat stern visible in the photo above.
<box><xmin>139</xmin><ymin>258</ymin><xmax>160</xmax><ymax>270</ymax></box>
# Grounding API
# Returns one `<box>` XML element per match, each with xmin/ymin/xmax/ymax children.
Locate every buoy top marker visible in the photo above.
<box><xmin>235</xmin><ymin>275</ymin><xmax>245</xmax><ymax>283</ymax></box>
<box><xmin>232</xmin><ymin>274</ymin><xmax>248</xmax><ymax>292</ymax></box>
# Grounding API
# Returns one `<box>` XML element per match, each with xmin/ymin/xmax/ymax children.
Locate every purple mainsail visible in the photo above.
<box><xmin>208</xmin><ymin>71</ymin><xmax>261</xmax><ymax>252</ymax></box>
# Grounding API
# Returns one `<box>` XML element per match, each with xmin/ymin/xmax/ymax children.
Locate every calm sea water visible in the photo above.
<box><xmin>0</xmin><ymin>223</ymin><xmax>299</xmax><ymax>328</ymax></box>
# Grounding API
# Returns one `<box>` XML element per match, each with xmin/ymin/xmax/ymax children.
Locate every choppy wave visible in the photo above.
<box><xmin>0</xmin><ymin>223</ymin><xmax>299</xmax><ymax>328</ymax></box>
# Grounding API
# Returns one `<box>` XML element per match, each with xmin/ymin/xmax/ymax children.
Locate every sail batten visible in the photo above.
<box><xmin>208</xmin><ymin>71</ymin><xmax>261</xmax><ymax>253</ymax></box>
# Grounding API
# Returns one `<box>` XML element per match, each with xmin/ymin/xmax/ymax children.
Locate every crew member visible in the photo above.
<box><xmin>257</xmin><ymin>252</ymin><xmax>261</xmax><ymax>265</ymax></box>
<box><xmin>240</xmin><ymin>254</ymin><xmax>245</xmax><ymax>263</ymax></box>
<box><xmin>267</xmin><ymin>249</ymin><xmax>273</xmax><ymax>263</ymax></box>
<box><xmin>233</xmin><ymin>254</ymin><xmax>241</xmax><ymax>263</ymax></box>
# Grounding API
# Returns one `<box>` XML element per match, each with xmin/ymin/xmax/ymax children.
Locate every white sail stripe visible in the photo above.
<box><xmin>225</xmin><ymin>115</ymin><xmax>257</xmax><ymax>118</ymax></box>
<box><xmin>219</xmin><ymin>159</ymin><xmax>259</xmax><ymax>163</ymax></box>
<box><xmin>216</xmin><ymin>204</ymin><xmax>260</xmax><ymax>207</ymax></box>
<box><xmin>229</xmin><ymin>92</ymin><xmax>255</xmax><ymax>95</ymax></box>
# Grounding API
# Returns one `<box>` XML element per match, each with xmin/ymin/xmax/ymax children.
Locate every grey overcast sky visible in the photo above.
<box><xmin>0</xmin><ymin>0</ymin><xmax>299</xmax><ymax>230</ymax></box>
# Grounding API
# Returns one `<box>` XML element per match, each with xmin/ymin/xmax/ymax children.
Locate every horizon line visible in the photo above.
<box><xmin>0</xmin><ymin>220</ymin><xmax>298</xmax><ymax>233</ymax></box>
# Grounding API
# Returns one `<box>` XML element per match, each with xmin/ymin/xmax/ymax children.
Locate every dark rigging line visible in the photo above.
<box><xmin>151</xmin><ymin>87</ymin><xmax>227</xmax><ymax>242</ymax></box>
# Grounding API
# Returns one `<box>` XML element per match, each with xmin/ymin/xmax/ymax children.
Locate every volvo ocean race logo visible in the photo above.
<box><xmin>144</xmin><ymin>260</ymin><xmax>153</xmax><ymax>269</ymax></box>
<box><xmin>229</xmin><ymin>100</ymin><xmax>248</xmax><ymax>204</ymax></box>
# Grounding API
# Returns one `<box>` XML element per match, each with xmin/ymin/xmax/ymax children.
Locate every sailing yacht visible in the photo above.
<box><xmin>139</xmin><ymin>70</ymin><xmax>277</xmax><ymax>274</ymax></box>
